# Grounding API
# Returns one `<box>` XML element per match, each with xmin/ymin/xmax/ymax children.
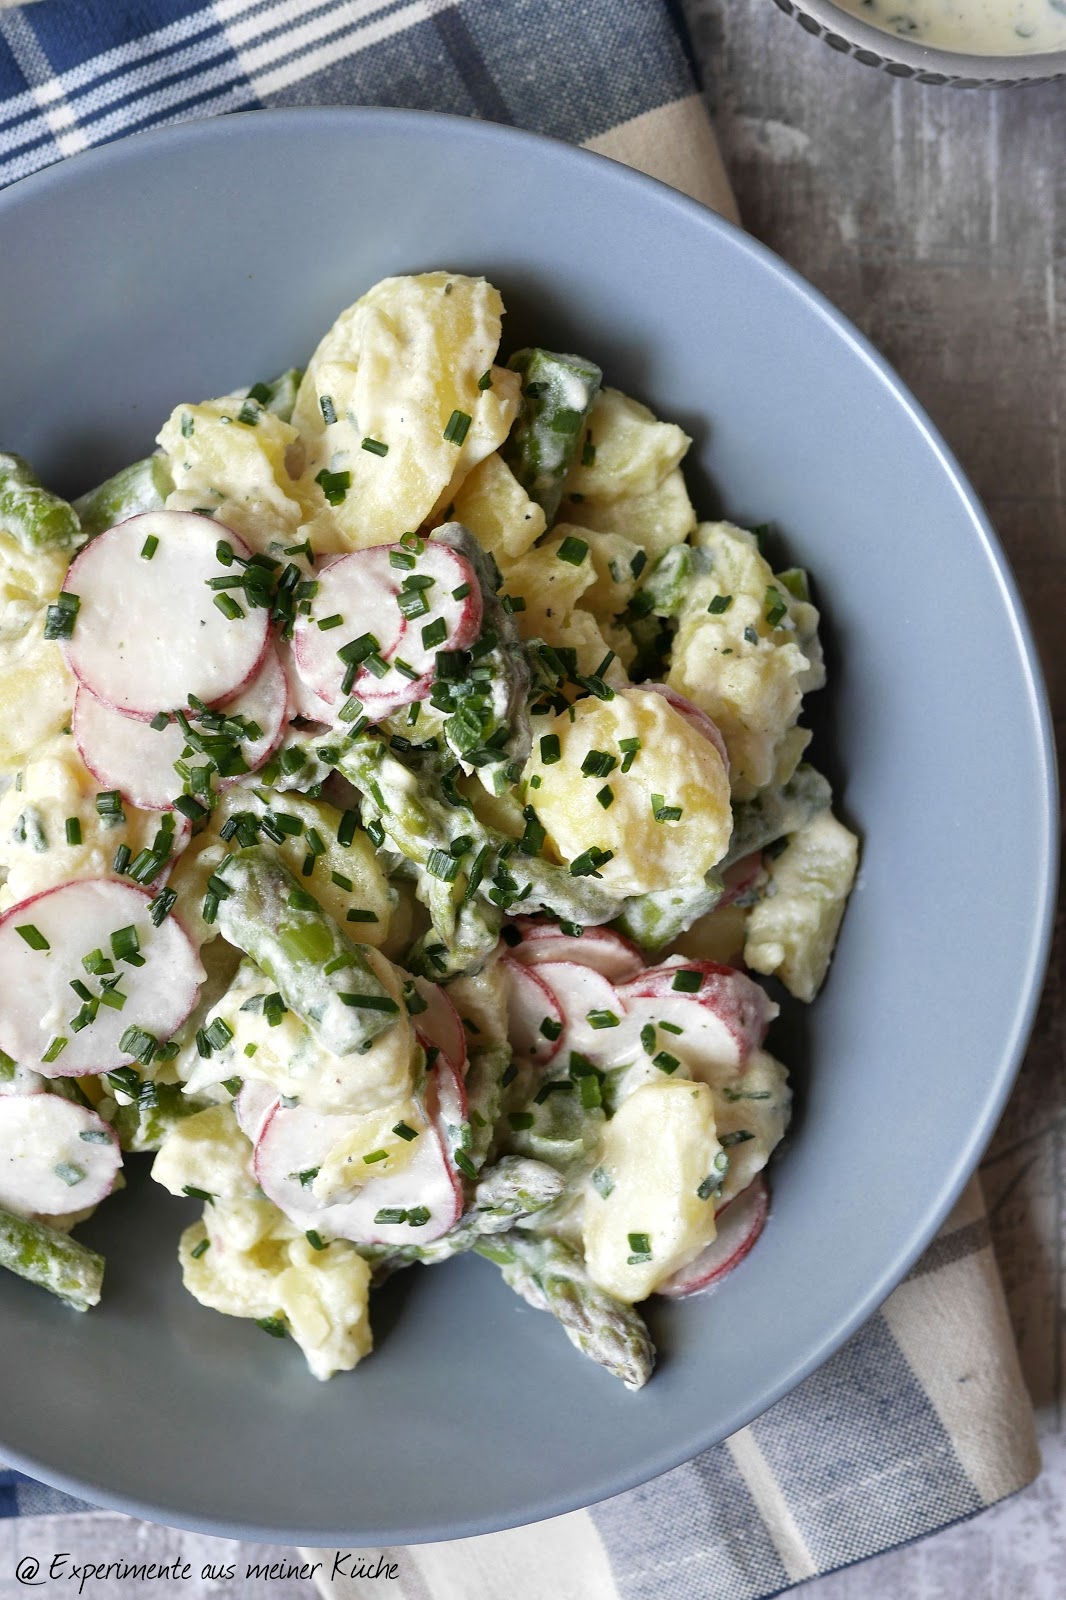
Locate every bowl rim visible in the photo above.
<box><xmin>783</xmin><ymin>0</ymin><xmax>1066</xmax><ymax>80</ymax></box>
<box><xmin>0</xmin><ymin>104</ymin><xmax>1058</xmax><ymax>1542</ymax></box>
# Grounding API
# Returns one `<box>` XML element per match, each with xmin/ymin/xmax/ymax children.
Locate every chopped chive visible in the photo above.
<box><xmin>744</xmin><ymin>624</ymin><xmax>759</xmax><ymax>646</ymax></box>
<box><xmin>112</xmin><ymin>843</ymin><xmax>131</xmax><ymax>875</ymax></box>
<box><xmin>596</xmin><ymin>785</ymin><xmax>614</xmax><ymax>809</ymax></box>
<box><xmin>237</xmin><ymin>399</ymin><xmax>259</xmax><ymax>426</ymax></box>
<box><xmin>569</xmin><ymin>846</ymin><xmax>613</xmax><ymax>877</ymax></box>
<box><xmin>319</xmin><ymin>394</ymin><xmax>337</xmax><ymax>424</ymax></box>
<box><xmin>660</xmin><ymin>1020</ymin><xmax>683</xmax><ymax>1035</ymax></box>
<box><xmin>764</xmin><ymin>586</ymin><xmax>788</xmax><ymax>627</ymax></box>
<box><xmin>190</xmin><ymin>1236</ymin><xmax>211</xmax><ymax>1259</ymax></box>
<box><xmin>721</xmin><ymin>1129</ymin><xmax>756</xmax><ymax>1147</ymax></box>
<box><xmin>43</xmin><ymin>591</ymin><xmax>80</xmax><ymax>640</ymax></box>
<box><xmin>653</xmin><ymin>1050</ymin><xmax>680</xmax><ymax>1075</ymax></box>
<box><xmin>148</xmin><ymin>887</ymin><xmax>176</xmax><ymax>926</ymax></box>
<box><xmin>557</xmin><ymin>535</ymin><xmax>588</xmax><ymax>566</ymax></box>
<box><xmin>580</xmin><ymin>749</ymin><xmax>616</xmax><ymax>779</ymax></box>
<box><xmin>214</xmin><ymin>593</ymin><xmax>245</xmax><ymax>621</ymax></box>
<box><xmin>64</xmin><ymin>815</ymin><xmax>83</xmax><ymax>846</ymax></box>
<box><xmin>539</xmin><ymin>733</ymin><xmax>561</xmax><ymax>765</ymax></box>
<box><xmin>426</xmin><ymin>848</ymin><xmax>461</xmax><ymax>883</ymax></box>
<box><xmin>539</xmin><ymin>1016</ymin><xmax>563</xmax><ymax>1042</ymax></box>
<box><xmin>672</xmin><ymin>969</ymin><xmax>702</xmax><ymax>993</ymax></box>
<box><xmin>306</xmin><ymin>1230</ymin><xmax>328</xmax><ymax>1251</ymax></box>
<box><xmin>613</xmin><ymin>742</ymin><xmax>639</xmax><ymax>782</ymax></box>
<box><xmin>477</xmin><ymin>369</ymin><xmax>493</xmax><ymax>390</ymax></box>
<box><xmin>174</xmin><ymin>795</ymin><xmax>209</xmax><ymax>824</ymax></box>
<box><xmin>591</xmin><ymin>1165</ymin><xmax>614</xmax><ymax>1199</ymax></box>
<box><xmin>140</xmin><ymin>534</ymin><xmax>159</xmax><ymax>560</ymax></box>
<box><xmin>421</xmin><ymin>617</ymin><xmax>448</xmax><ymax>650</ymax></box>
<box><xmin>316</xmin><ymin>612</ymin><xmax>344</xmax><ymax>631</ymax></box>
<box><xmin>109</xmin><ymin>925</ymin><xmax>140</xmax><ymax>964</ymax></box>
<box><xmin>180</xmin><ymin>413</ymin><xmax>194</xmax><ymax>438</ymax></box>
<box><xmin>707</xmin><ymin>593</ymin><xmax>733</xmax><ymax>615</ymax></box>
<box><xmin>296</xmin><ymin>1167</ymin><xmax>319</xmax><ymax>1190</ymax></box>
<box><xmin>443</xmin><ymin>409</ymin><xmax>472</xmax><ymax>445</ymax></box>
<box><xmin>640</xmin><ymin>1022</ymin><xmax>657</xmax><ymax>1054</ymax></box>
<box><xmin>455</xmin><ymin>1150</ymin><xmax>477</xmax><ymax>1180</ymax></box>
<box><xmin>95</xmin><ymin>790</ymin><xmax>124</xmax><ymax>823</ymax></box>
<box><xmin>651</xmin><ymin>794</ymin><xmax>683</xmax><ymax>823</ymax></box>
<box><xmin>315</xmin><ymin>467</ymin><xmax>351</xmax><ymax>506</ymax></box>
<box><xmin>15</xmin><ymin>923</ymin><xmax>49</xmax><ymax>951</ymax></box>
<box><xmin>346</xmin><ymin>908</ymin><xmax>379</xmax><ymax>923</ymax></box>
<box><xmin>627</xmin><ymin>1232</ymin><xmax>652</xmax><ymax>1263</ymax></box>
<box><xmin>363</xmin><ymin>1149</ymin><xmax>389</xmax><ymax>1165</ymax></box>
<box><xmin>587</xmin><ymin>1009</ymin><xmax>619</xmax><ymax>1030</ymax></box>
<box><xmin>361</xmin><ymin>437</ymin><xmax>388</xmax><ymax>456</ymax></box>
<box><xmin>406</xmin><ymin>1205</ymin><xmax>431</xmax><ymax>1227</ymax></box>
<box><xmin>54</xmin><ymin>1161</ymin><xmax>85</xmax><ymax>1187</ymax></box>
<box><xmin>397</xmin><ymin>586</ymin><xmax>430</xmax><ymax>620</ymax></box>
<box><xmin>42</xmin><ymin>1035</ymin><xmax>67</xmax><ymax>1064</ymax></box>
<box><xmin>393</xmin><ymin>1121</ymin><xmax>418</xmax><ymax>1142</ymax></box>
<box><xmin>255</xmin><ymin>1316</ymin><xmax>287</xmax><ymax>1339</ymax></box>
<box><xmin>338</xmin><ymin>993</ymin><xmax>399</xmax><ymax>1013</ymax></box>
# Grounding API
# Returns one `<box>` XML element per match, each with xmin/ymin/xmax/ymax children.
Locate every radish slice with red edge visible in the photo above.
<box><xmin>0</xmin><ymin>879</ymin><xmax>204</xmax><ymax>1077</ymax></box>
<box><xmin>62</xmin><ymin>512</ymin><xmax>270</xmax><ymax>717</ymax></box>
<box><xmin>410</xmin><ymin>976</ymin><xmax>467</xmax><ymax>1074</ymax></box>
<box><xmin>293</xmin><ymin>548</ymin><xmax>405</xmax><ymax>710</ymax></box>
<box><xmin>350</xmin><ymin>543</ymin><xmax>483</xmax><ymax>718</ymax></box>
<box><xmin>0</xmin><ymin>1095</ymin><xmax>121</xmax><ymax>1217</ymax></box>
<box><xmin>657</xmin><ymin>1175</ymin><xmax>769</xmax><ymax>1297</ymax></box>
<box><xmin>501</xmin><ymin>957</ymin><xmax>564</xmax><ymax>1068</ymax></box>
<box><xmin>234</xmin><ymin>1080</ymin><xmax>279</xmax><ymax>1143</ymax></box>
<box><xmin>253</xmin><ymin>1061</ymin><xmax>464</xmax><ymax>1246</ymax></box>
<box><xmin>616</xmin><ymin>960</ymin><xmax>776</xmax><ymax>1076</ymax></box>
<box><xmin>505</xmin><ymin>918</ymin><xmax>644</xmax><ymax>983</ymax></box>
<box><xmin>73</xmin><ymin>647</ymin><xmax>288</xmax><ymax>812</ymax></box>
<box><xmin>640</xmin><ymin>683</ymin><xmax>730</xmax><ymax>775</ymax></box>
<box><xmin>531</xmin><ymin>960</ymin><xmax>627</xmax><ymax>1063</ymax></box>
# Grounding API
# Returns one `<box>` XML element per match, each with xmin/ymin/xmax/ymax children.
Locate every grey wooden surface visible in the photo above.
<box><xmin>3</xmin><ymin>5</ymin><xmax>1064</xmax><ymax>1596</ymax></box>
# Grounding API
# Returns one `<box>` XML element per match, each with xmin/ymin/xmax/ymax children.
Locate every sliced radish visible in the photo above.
<box><xmin>532</xmin><ymin>961</ymin><xmax>628</xmax><ymax>1064</ymax></box>
<box><xmin>293</xmin><ymin>547</ymin><xmax>405</xmax><ymax>710</ymax></box>
<box><xmin>72</xmin><ymin>648</ymin><xmax>288</xmax><ymax>812</ymax></box>
<box><xmin>254</xmin><ymin>1061</ymin><xmax>463</xmax><ymax>1247</ymax></box>
<box><xmin>501</xmin><ymin>957</ymin><xmax>564</xmax><ymax>1068</ymax></box>
<box><xmin>62</xmin><ymin>512</ymin><xmax>270</xmax><ymax>717</ymax></box>
<box><xmin>0</xmin><ymin>879</ymin><xmax>205</xmax><ymax>1077</ymax></box>
<box><xmin>355</xmin><ymin>543</ymin><xmax>482</xmax><ymax>717</ymax></box>
<box><xmin>506</xmin><ymin>918</ymin><xmax>644</xmax><ymax>983</ymax></box>
<box><xmin>639</xmin><ymin>683</ymin><xmax>730</xmax><ymax>775</ymax></box>
<box><xmin>279</xmin><ymin>639</ymin><xmax>331</xmax><ymax>725</ymax></box>
<box><xmin>427</xmin><ymin>1055</ymin><xmax>469</xmax><ymax>1168</ymax></box>
<box><xmin>411</xmin><ymin>976</ymin><xmax>467</xmax><ymax>1075</ymax></box>
<box><xmin>657</xmin><ymin>1175</ymin><xmax>769</xmax><ymax>1297</ymax></box>
<box><xmin>616</xmin><ymin>960</ymin><xmax>776</xmax><ymax>1077</ymax></box>
<box><xmin>234</xmin><ymin>1079</ymin><xmax>279</xmax><ymax>1143</ymax></box>
<box><xmin>0</xmin><ymin>1095</ymin><xmax>121</xmax><ymax>1217</ymax></box>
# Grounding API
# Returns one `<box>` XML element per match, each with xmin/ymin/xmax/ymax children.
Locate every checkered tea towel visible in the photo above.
<box><xmin>0</xmin><ymin>5</ymin><xmax>1039</xmax><ymax>1597</ymax></box>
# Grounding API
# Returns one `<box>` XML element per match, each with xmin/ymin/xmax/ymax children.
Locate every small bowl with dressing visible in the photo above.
<box><xmin>772</xmin><ymin>0</ymin><xmax>1066</xmax><ymax>84</ymax></box>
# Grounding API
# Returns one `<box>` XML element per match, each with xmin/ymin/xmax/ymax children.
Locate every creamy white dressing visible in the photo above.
<box><xmin>835</xmin><ymin>0</ymin><xmax>1066</xmax><ymax>53</ymax></box>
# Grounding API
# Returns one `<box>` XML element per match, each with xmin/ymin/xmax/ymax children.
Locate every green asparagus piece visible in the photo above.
<box><xmin>0</xmin><ymin>1204</ymin><xmax>104</xmax><ymax>1311</ymax></box>
<box><xmin>476</xmin><ymin>1232</ymin><xmax>655</xmax><ymax>1391</ymax></box>
<box><xmin>723</xmin><ymin>764</ymin><xmax>832</xmax><ymax>868</ymax></box>
<box><xmin>634</xmin><ymin>544</ymin><xmax>694</xmax><ymax>618</ymax></box>
<box><xmin>430</xmin><ymin>523</ymin><xmax>532</xmax><ymax>792</ymax></box>
<box><xmin>215</xmin><ymin>848</ymin><xmax>401</xmax><ymax>1056</ymax></box>
<box><xmin>73</xmin><ymin>454</ymin><xmax>173</xmax><ymax>540</ymax></box>
<box><xmin>0</xmin><ymin>452</ymin><xmax>81</xmax><ymax>552</ymax></box>
<box><xmin>503</xmin><ymin>349</ymin><xmax>602</xmax><ymax>525</ymax></box>
<box><xmin>615</xmin><ymin>870</ymin><xmax>725</xmax><ymax>953</ymax></box>
<box><xmin>335</xmin><ymin>736</ymin><xmax>621</xmax><ymax>954</ymax></box>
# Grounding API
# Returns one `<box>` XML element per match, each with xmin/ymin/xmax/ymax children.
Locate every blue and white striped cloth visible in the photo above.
<box><xmin>0</xmin><ymin>4</ymin><xmax>1039</xmax><ymax>1596</ymax></box>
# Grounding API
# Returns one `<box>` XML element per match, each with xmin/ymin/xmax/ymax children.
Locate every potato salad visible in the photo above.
<box><xmin>0</xmin><ymin>274</ymin><xmax>857</xmax><ymax>1388</ymax></box>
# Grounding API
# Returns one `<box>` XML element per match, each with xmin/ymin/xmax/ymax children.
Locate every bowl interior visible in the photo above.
<box><xmin>0</xmin><ymin>109</ymin><xmax>1055</xmax><ymax>1544</ymax></box>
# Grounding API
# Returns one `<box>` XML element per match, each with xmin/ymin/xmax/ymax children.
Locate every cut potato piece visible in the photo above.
<box><xmin>745</xmin><ymin>810</ymin><xmax>859</xmax><ymax>1001</ymax></box>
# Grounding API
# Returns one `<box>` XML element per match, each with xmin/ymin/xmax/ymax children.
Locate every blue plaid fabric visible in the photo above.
<box><xmin>0</xmin><ymin>0</ymin><xmax>697</xmax><ymax>188</ymax></box>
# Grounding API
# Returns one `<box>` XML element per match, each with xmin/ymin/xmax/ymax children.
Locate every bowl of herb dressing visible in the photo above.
<box><xmin>771</xmin><ymin>0</ymin><xmax>1066</xmax><ymax>84</ymax></box>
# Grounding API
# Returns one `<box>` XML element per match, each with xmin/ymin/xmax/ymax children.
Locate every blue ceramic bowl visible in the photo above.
<box><xmin>0</xmin><ymin>109</ymin><xmax>1055</xmax><ymax>1544</ymax></box>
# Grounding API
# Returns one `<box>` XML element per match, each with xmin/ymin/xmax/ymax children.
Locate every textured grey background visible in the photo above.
<box><xmin>1</xmin><ymin>1</ymin><xmax>1063</xmax><ymax>1593</ymax></box>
